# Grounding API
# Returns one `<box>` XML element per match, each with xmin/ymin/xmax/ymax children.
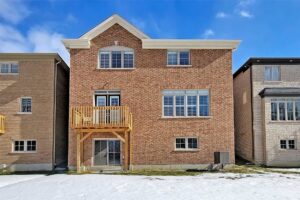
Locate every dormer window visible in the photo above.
<box><xmin>99</xmin><ymin>46</ymin><xmax>134</xmax><ymax>69</ymax></box>
<box><xmin>167</xmin><ymin>50</ymin><xmax>190</xmax><ymax>66</ymax></box>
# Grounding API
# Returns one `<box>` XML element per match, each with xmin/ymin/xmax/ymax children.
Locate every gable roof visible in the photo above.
<box><xmin>233</xmin><ymin>57</ymin><xmax>300</xmax><ymax>78</ymax></box>
<box><xmin>80</xmin><ymin>14</ymin><xmax>149</xmax><ymax>40</ymax></box>
<box><xmin>62</xmin><ymin>14</ymin><xmax>240</xmax><ymax>50</ymax></box>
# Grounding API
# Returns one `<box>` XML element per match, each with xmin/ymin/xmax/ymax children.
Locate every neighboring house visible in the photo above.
<box><xmin>0</xmin><ymin>53</ymin><xmax>69</xmax><ymax>171</ymax></box>
<box><xmin>63</xmin><ymin>14</ymin><xmax>240</xmax><ymax>172</ymax></box>
<box><xmin>234</xmin><ymin>58</ymin><xmax>300</xmax><ymax>167</ymax></box>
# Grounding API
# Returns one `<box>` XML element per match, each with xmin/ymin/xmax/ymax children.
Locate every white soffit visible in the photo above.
<box><xmin>142</xmin><ymin>39</ymin><xmax>241</xmax><ymax>50</ymax></box>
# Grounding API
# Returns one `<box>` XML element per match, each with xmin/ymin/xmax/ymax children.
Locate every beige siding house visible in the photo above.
<box><xmin>63</xmin><ymin>14</ymin><xmax>240</xmax><ymax>172</ymax></box>
<box><xmin>234</xmin><ymin>58</ymin><xmax>300</xmax><ymax>167</ymax></box>
<box><xmin>0</xmin><ymin>53</ymin><xmax>69</xmax><ymax>171</ymax></box>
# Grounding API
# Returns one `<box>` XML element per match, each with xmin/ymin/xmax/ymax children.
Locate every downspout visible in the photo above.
<box><xmin>52</xmin><ymin>59</ymin><xmax>61</xmax><ymax>170</ymax></box>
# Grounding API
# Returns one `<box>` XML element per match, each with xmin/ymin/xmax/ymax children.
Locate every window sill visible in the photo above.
<box><xmin>10</xmin><ymin>151</ymin><xmax>37</xmax><ymax>154</ymax></box>
<box><xmin>279</xmin><ymin>149</ymin><xmax>297</xmax><ymax>151</ymax></box>
<box><xmin>96</xmin><ymin>68</ymin><xmax>135</xmax><ymax>70</ymax></box>
<box><xmin>263</xmin><ymin>81</ymin><xmax>282</xmax><ymax>83</ymax></box>
<box><xmin>173</xmin><ymin>149</ymin><xmax>199</xmax><ymax>152</ymax></box>
<box><xmin>17</xmin><ymin>112</ymin><xmax>32</xmax><ymax>115</ymax></box>
<box><xmin>0</xmin><ymin>73</ymin><xmax>19</xmax><ymax>75</ymax></box>
<box><xmin>161</xmin><ymin>116</ymin><xmax>212</xmax><ymax>119</ymax></box>
<box><xmin>269</xmin><ymin>121</ymin><xmax>300</xmax><ymax>124</ymax></box>
<box><xmin>166</xmin><ymin>65</ymin><xmax>192</xmax><ymax>68</ymax></box>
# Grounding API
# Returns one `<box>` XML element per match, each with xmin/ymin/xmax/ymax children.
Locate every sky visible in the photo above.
<box><xmin>0</xmin><ymin>0</ymin><xmax>300</xmax><ymax>72</ymax></box>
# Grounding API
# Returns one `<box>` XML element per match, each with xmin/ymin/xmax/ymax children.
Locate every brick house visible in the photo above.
<box><xmin>0</xmin><ymin>53</ymin><xmax>69</xmax><ymax>171</ymax></box>
<box><xmin>234</xmin><ymin>58</ymin><xmax>300</xmax><ymax>167</ymax></box>
<box><xmin>63</xmin><ymin>14</ymin><xmax>240</xmax><ymax>172</ymax></box>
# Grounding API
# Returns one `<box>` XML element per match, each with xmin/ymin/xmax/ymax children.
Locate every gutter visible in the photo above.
<box><xmin>52</xmin><ymin>59</ymin><xmax>61</xmax><ymax>169</ymax></box>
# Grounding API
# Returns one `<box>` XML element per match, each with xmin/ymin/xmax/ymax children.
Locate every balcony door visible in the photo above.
<box><xmin>95</xmin><ymin>95</ymin><xmax>120</xmax><ymax>106</ymax></box>
<box><xmin>95</xmin><ymin>95</ymin><xmax>120</xmax><ymax>124</ymax></box>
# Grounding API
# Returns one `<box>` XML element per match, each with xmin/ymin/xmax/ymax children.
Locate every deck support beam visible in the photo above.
<box><xmin>76</xmin><ymin>131</ymin><xmax>81</xmax><ymax>173</ymax></box>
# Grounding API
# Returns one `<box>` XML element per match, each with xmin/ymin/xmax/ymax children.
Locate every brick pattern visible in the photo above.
<box><xmin>0</xmin><ymin>60</ymin><xmax>55</xmax><ymax>166</ymax></box>
<box><xmin>69</xmin><ymin>24</ymin><xmax>235</xmax><ymax>167</ymax></box>
<box><xmin>233</xmin><ymin>68</ymin><xmax>253</xmax><ymax>161</ymax></box>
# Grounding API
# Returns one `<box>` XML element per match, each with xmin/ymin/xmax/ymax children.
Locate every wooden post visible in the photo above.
<box><xmin>77</xmin><ymin>131</ymin><xmax>81</xmax><ymax>173</ymax></box>
<box><xmin>124</xmin><ymin>131</ymin><xmax>129</xmax><ymax>171</ymax></box>
<box><xmin>80</xmin><ymin>132</ymin><xmax>84</xmax><ymax>171</ymax></box>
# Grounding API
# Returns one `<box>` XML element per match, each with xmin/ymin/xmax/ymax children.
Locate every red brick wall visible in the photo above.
<box><xmin>69</xmin><ymin>24</ymin><xmax>235</xmax><ymax>167</ymax></box>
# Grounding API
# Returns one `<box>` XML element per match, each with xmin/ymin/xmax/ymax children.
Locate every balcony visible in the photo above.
<box><xmin>70</xmin><ymin>106</ymin><xmax>132</xmax><ymax>131</ymax></box>
<box><xmin>0</xmin><ymin>114</ymin><xmax>5</xmax><ymax>134</ymax></box>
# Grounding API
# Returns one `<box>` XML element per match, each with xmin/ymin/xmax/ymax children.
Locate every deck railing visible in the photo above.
<box><xmin>0</xmin><ymin>114</ymin><xmax>5</xmax><ymax>134</ymax></box>
<box><xmin>71</xmin><ymin>106</ymin><xmax>132</xmax><ymax>129</ymax></box>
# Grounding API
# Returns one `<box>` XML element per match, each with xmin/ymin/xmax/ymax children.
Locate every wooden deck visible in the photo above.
<box><xmin>71</xmin><ymin>106</ymin><xmax>132</xmax><ymax>131</ymax></box>
<box><xmin>0</xmin><ymin>114</ymin><xmax>5</xmax><ymax>134</ymax></box>
<box><xmin>70</xmin><ymin>106</ymin><xmax>132</xmax><ymax>172</ymax></box>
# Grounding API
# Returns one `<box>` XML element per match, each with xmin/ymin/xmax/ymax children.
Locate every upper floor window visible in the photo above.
<box><xmin>264</xmin><ymin>66</ymin><xmax>280</xmax><ymax>81</ymax></box>
<box><xmin>162</xmin><ymin>90</ymin><xmax>209</xmax><ymax>117</ymax></box>
<box><xmin>99</xmin><ymin>46</ymin><xmax>134</xmax><ymax>69</ymax></box>
<box><xmin>167</xmin><ymin>50</ymin><xmax>190</xmax><ymax>66</ymax></box>
<box><xmin>271</xmin><ymin>99</ymin><xmax>300</xmax><ymax>121</ymax></box>
<box><xmin>20</xmin><ymin>97</ymin><xmax>32</xmax><ymax>113</ymax></box>
<box><xmin>0</xmin><ymin>62</ymin><xmax>19</xmax><ymax>74</ymax></box>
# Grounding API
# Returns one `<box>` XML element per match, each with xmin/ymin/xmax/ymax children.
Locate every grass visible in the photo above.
<box><xmin>114</xmin><ymin>170</ymin><xmax>204</xmax><ymax>176</ymax></box>
<box><xmin>220</xmin><ymin>165</ymin><xmax>266</xmax><ymax>174</ymax></box>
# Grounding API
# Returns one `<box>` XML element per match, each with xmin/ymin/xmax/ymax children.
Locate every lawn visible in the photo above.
<box><xmin>0</xmin><ymin>168</ymin><xmax>300</xmax><ymax>200</ymax></box>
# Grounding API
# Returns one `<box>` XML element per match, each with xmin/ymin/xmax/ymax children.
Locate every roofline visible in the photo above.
<box><xmin>142</xmin><ymin>39</ymin><xmax>240</xmax><ymax>50</ymax></box>
<box><xmin>0</xmin><ymin>53</ymin><xmax>69</xmax><ymax>71</ymax></box>
<box><xmin>233</xmin><ymin>57</ymin><xmax>300</xmax><ymax>78</ymax></box>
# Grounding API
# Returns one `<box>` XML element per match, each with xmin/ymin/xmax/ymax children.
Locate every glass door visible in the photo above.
<box><xmin>93</xmin><ymin>140</ymin><xmax>121</xmax><ymax>166</ymax></box>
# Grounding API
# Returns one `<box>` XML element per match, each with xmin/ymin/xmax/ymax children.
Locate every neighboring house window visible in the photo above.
<box><xmin>271</xmin><ymin>100</ymin><xmax>300</xmax><ymax>121</ymax></box>
<box><xmin>280</xmin><ymin>139</ymin><xmax>295</xmax><ymax>150</ymax></box>
<box><xmin>163</xmin><ymin>90</ymin><xmax>209</xmax><ymax>117</ymax></box>
<box><xmin>264</xmin><ymin>66</ymin><xmax>280</xmax><ymax>81</ymax></box>
<box><xmin>20</xmin><ymin>97</ymin><xmax>32</xmax><ymax>113</ymax></box>
<box><xmin>99</xmin><ymin>46</ymin><xmax>134</xmax><ymax>69</ymax></box>
<box><xmin>167</xmin><ymin>50</ymin><xmax>190</xmax><ymax>66</ymax></box>
<box><xmin>13</xmin><ymin>140</ymin><xmax>36</xmax><ymax>152</ymax></box>
<box><xmin>0</xmin><ymin>62</ymin><xmax>19</xmax><ymax>74</ymax></box>
<box><xmin>175</xmin><ymin>137</ymin><xmax>198</xmax><ymax>150</ymax></box>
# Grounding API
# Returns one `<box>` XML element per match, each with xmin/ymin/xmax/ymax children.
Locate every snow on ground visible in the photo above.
<box><xmin>0</xmin><ymin>173</ymin><xmax>300</xmax><ymax>200</ymax></box>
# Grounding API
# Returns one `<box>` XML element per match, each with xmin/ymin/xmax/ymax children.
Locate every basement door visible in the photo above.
<box><xmin>93</xmin><ymin>140</ymin><xmax>121</xmax><ymax>166</ymax></box>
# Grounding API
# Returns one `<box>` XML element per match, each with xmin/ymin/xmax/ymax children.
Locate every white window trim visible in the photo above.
<box><xmin>174</xmin><ymin>137</ymin><xmax>199</xmax><ymax>151</ymax></box>
<box><xmin>162</xmin><ymin>90</ymin><xmax>210</xmax><ymax>118</ymax></box>
<box><xmin>264</xmin><ymin>66</ymin><xmax>281</xmax><ymax>82</ymax></box>
<box><xmin>0</xmin><ymin>62</ymin><xmax>19</xmax><ymax>75</ymax></box>
<box><xmin>167</xmin><ymin>50</ymin><xmax>191</xmax><ymax>67</ymax></box>
<box><xmin>18</xmin><ymin>97</ymin><xmax>32</xmax><ymax>114</ymax></box>
<box><xmin>270</xmin><ymin>99</ymin><xmax>300</xmax><ymax>122</ymax></box>
<box><xmin>280</xmin><ymin>139</ymin><xmax>296</xmax><ymax>150</ymax></box>
<box><xmin>98</xmin><ymin>46</ymin><xmax>135</xmax><ymax>69</ymax></box>
<box><xmin>12</xmin><ymin>139</ymin><xmax>37</xmax><ymax>153</ymax></box>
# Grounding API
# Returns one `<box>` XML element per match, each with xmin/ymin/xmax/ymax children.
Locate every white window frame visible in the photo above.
<box><xmin>19</xmin><ymin>97</ymin><xmax>32</xmax><ymax>114</ymax></box>
<box><xmin>98</xmin><ymin>46</ymin><xmax>134</xmax><ymax>69</ymax></box>
<box><xmin>0</xmin><ymin>62</ymin><xmax>19</xmax><ymax>75</ymax></box>
<box><xmin>264</xmin><ymin>66</ymin><xmax>281</xmax><ymax>81</ymax></box>
<box><xmin>167</xmin><ymin>50</ymin><xmax>191</xmax><ymax>67</ymax></box>
<box><xmin>162</xmin><ymin>90</ymin><xmax>210</xmax><ymax>118</ymax></box>
<box><xmin>280</xmin><ymin>139</ymin><xmax>296</xmax><ymax>150</ymax></box>
<box><xmin>175</xmin><ymin>137</ymin><xmax>198</xmax><ymax>151</ymax></box>
<box><xmin>271</xmin><ymin>99</ymin><xmax>300</xmax><ymax>122</ymax></box>
<box><xmin>12</xmin><ymin>139</ymin><xmax>37</xmax><ymax>153</ymax></box>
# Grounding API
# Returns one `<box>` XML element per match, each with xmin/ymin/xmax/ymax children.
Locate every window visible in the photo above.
<box><xmin>163</xmin><ymin>96</ymin><xmax>174</xmax><ymax>116</ymax></box>
<box><xmin>271</xmin><ymin>100</ymin><xmax>300</xmax><ymax>121</ymax></box>
<box><xmin>13</xmin><ymin>140</ymin><xmax>36</xmax><ymax>152</ymax></box>
<box><xmin>0</xmin><ymin>62</ymin><xmax>19</xmax><ymax>74</ymax></box>
<box><xmin>167</xmin><ymin>50</ymin><xmax>190</xmax><ymax>66</ymax></box>
<box><xmin>264</xmin><ymin>66</ymin><xmax>280</xmax><ymax>81</ymax></box>
<box><xmin>163</xmin><ymin>90</ymin><xmax>209</xmax><ymax>117</ymax></box>
<box><xmin>280</xmin><ymin>139</ymin><xmax>296</xmax><ymax>150</ymax></box>
<box><xmin>175</xmin><ymin>137</ymin><xmax>198</xmax><ymax>150</ymax></box>
<box><xmin>20</xmin><ymin>97</ymin><xmax>32</xmax><ymax>113</ymax></box>
<box><xmin>99</xmin><ymin>47</ymin><xmax>134</xmax><ymax>69</ymax></box>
